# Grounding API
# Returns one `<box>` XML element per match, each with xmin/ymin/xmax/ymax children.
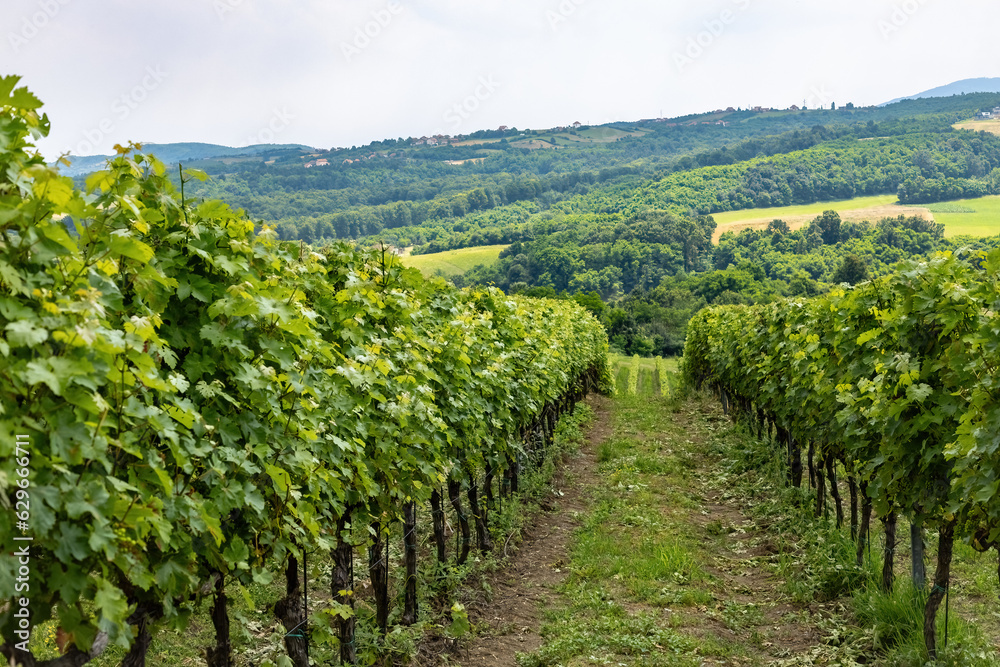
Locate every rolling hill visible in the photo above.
<box><xmin>54</xmin><ymin>142</ymin><xmax>315</xmax><ymax>177</ymax></box>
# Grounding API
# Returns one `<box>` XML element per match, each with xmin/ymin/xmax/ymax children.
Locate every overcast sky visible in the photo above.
<box><xmin>5</xmin><ymin>0</ymin><xmax>995</xmax><ymax>159</ymax></box>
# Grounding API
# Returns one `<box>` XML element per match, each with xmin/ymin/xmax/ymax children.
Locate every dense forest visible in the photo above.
<box><xmin>462</xmin><ymin>210</ymin><xmax>996</xmax><ymax>356</ymax></box>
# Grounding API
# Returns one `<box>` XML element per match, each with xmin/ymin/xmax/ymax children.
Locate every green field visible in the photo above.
<box><xmin>399</xmin><ymin>244</ymin><xmax>508</xmax><ymax>277</ymax></box>
<box><xmin>553</xmin><ymin>126</ymin><xmax>651</xmax><ymax>144</ymax></box>
<box><xmin>609</xmin><ymin>354</ymin><xmax>679</xmax><ymax>398</ymax></box>
<box><xmin>926</xmin><ymin>196</ymin><xmax>1000</xmax><ymax>238</ymax></box>
<box><xmin>711</xmin><ymin>193</ymin><xmax>1000</xmax><ymax>240</ymax></box>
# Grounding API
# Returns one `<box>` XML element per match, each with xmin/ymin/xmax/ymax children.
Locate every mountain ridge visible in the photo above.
<box><xmin>881</xmin><ymin>77</ymin><xmax>1000</xmax><ymax>106</ymax></box>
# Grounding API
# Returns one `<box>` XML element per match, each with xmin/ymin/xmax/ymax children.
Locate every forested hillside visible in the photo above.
<box><xmin>179</xmin><ymin>94</ymin><xmax>1000</xmax><ymax>245</ymax></box>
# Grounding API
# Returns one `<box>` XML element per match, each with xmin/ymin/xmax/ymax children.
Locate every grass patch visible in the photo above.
<box><xmin>853</xmin><ymin>583</ymin><xmax>996</xmax><ymax>667</ymax></box>
<box><xmin>399</xmin><ymin>244</ymin><xmax>507</xmax><ymax>277</ymax></box>
<box><xmin>519</xmin><ymin>604</ymin><xmax>699</xmax><ymax>667</ymax></box>
<box><xmin>925</xmin><ymin>202</ymin><xmax>978</xmax><ymax>214</ymax></box>
<box><xmin>921</xmin><ymin>195</ymin><xmax>1000</xmax><ymax>238</ymax></box>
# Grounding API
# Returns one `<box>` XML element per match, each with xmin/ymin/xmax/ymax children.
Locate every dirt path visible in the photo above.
<box><xmin>459</xmin><ymin>395</ymin><xmax>613</xmax><ymax>667</ymax></box>
<box><xmin>457</xmin><ymin>395</ymin><xmax>845</xmax><ymax>666</ymax></box>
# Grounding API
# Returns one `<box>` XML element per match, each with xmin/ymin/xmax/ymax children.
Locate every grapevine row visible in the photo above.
<box><xmin>682</xmin><ymin>248</ymin><xmax>1000</xmax><ymax>659</ymax></box>
<box><xmin>0</xmin><ymin>79</ymin><xmax>613</xmax><ymax>666</ymax></box>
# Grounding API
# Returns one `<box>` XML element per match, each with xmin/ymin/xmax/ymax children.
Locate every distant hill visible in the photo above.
<box><xmin>882</xmin><ymin>78</ymin><xmax>1000</xmax><ymax>106</ymax></box>
<box><xmin>54</xmin><ymin>142</ymin><xmax>315</xmax><ymax>177</ymax></box>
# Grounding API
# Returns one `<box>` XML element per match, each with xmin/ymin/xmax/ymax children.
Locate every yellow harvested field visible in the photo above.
<box><xmin>954</xmin><ymin>119</ymin><xmax>1000</xmax><ymax>136</ymax></box>
<box><xmin>711</xmin><ymin>196</ymin><xmax>933</xmax><ymax>243</ymax></box>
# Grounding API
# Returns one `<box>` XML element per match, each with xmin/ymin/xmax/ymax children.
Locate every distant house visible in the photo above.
<box><xmin>499</xmin><ymin>125</ymin><xmax>509</xmax><ymax>131</ymax></box>
<box><xmin>752</xmin><ymin>106</ymin><xmax>763</xmax><ymax>112</ymax></box>
<box><xmin>789</xmin><ymin>104</ymin><xmax>800</xmax><ymax>111</ymax></box>
<box><xmin>726</xmin><ymin>106</ymin><xmax>736</xmax><ymax>112</ymax></box>
<box><xmin>572</xmin><ymin>121</ymin><xmax>582</xmax><ymax>128</ymax></box>
<box><xmin>426</xmin><ymin>138</ymin><xmax>438</xmax><ymax>146</ymax></box>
